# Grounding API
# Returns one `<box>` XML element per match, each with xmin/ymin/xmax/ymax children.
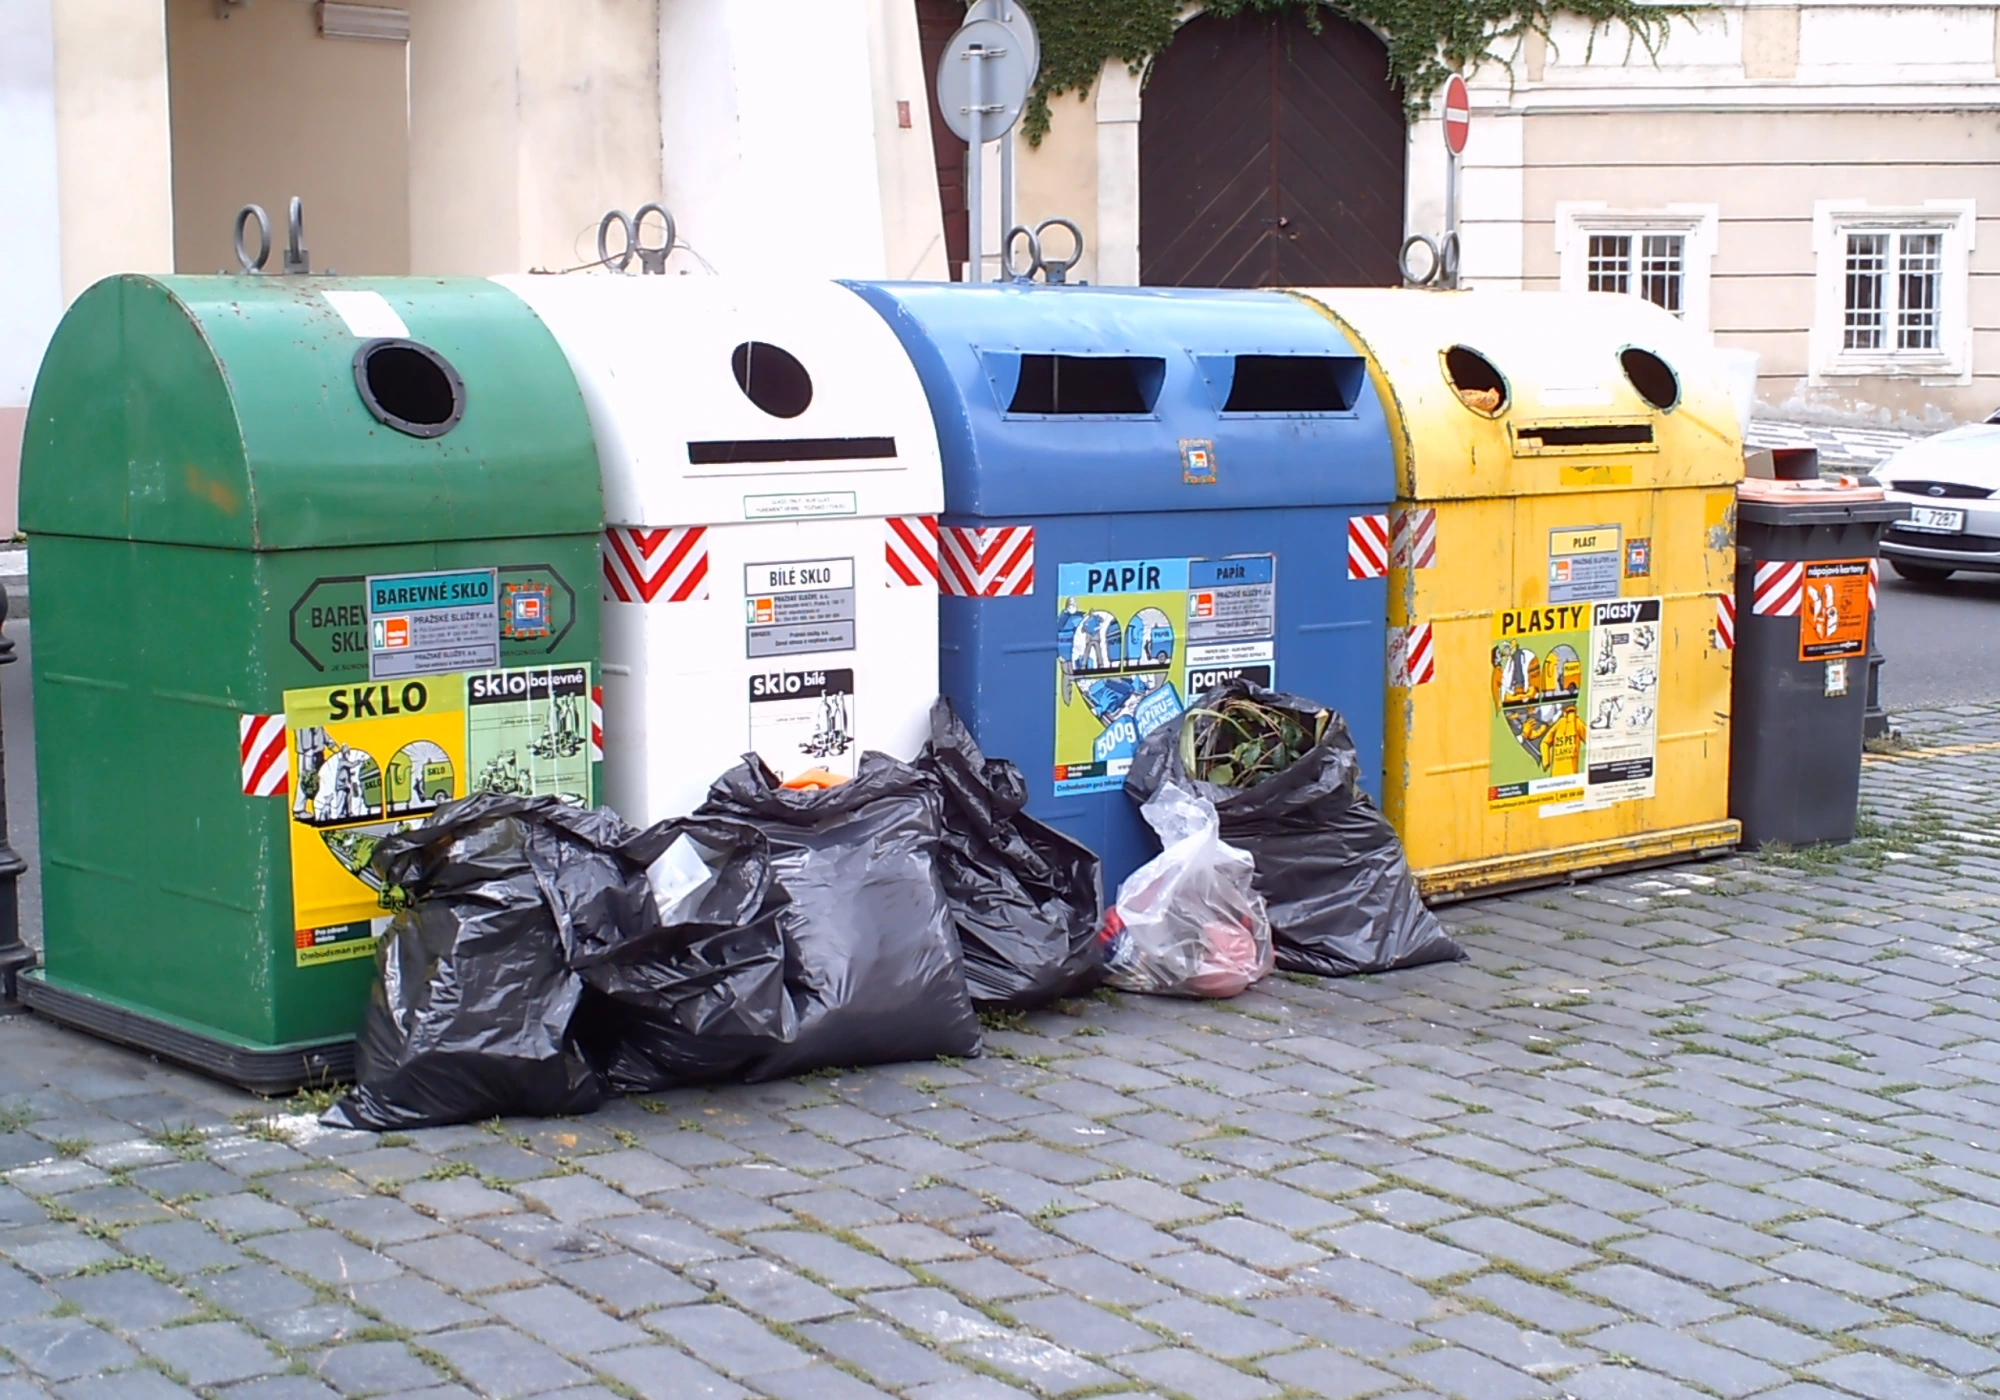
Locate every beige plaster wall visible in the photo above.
<box><xmin>167</xmin><ymin>0</ymin><xmax>410</xmax><ymax>276</ymax></box>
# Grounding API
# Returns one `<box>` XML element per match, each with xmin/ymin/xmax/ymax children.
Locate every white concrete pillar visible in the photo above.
<box><xmin>0</xmin><ymin>0</ymin><xmax>65</xmax><ymax>535</ymax></box>
<box><xmin>1093</xmin><ymin>60</ymin><xmax>1142</xmax><ymax>285</ymax></box>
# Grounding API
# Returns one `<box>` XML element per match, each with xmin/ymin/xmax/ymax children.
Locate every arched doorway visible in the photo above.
<box><xmin>1139</xmin><ymin>7</ymin><xmax>1406</xmax><ymax>287</ymax></box>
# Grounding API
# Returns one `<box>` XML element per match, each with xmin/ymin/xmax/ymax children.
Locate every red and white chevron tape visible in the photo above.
<box><xmin>1347</xmin><ymin>514</ymin><xmax>1389</xmax><ymax>580</ymax></box>
<box><xmin>589</xmin><ymin>685</ymin><xmax>604</xmax><ymax>763</ymax></box>
<box><xmin>1868</xmin><ymin>558</ymin><xmax>1879</xmax><ymax>613</ymax></box>
<box><xmin>603</xmin><ymin>526</ymin><xmax>710</xmax><ymax>604</ymax></box>
<box><xmin>1391</xmin><ymin>508</ymin><xmax>1438</xmax><ymax>570</ymax></box>
<box><xmin>1388</xmin><ymin>624</ymin><xmax>1436</xmax><ymax>687</ymax></box>
<box><xmin>240</xmin><ymin>713</ymin><xmax>288</xmax><ymax>797</ymax></box>
<box><xmin>940</xmin><ymin>525</ymin><xmax>1035</xmax><ymax>597</ymax></box>
<box><xmin>886</xmin><ymin>516</ymin><xmax>940</xmax><ymax>588</ymax></box>
<box><xmin>1751</xmin><ymin>560</ymin><xmax>1804</xmax><ymax>617</ymax></box>
<box><xmin>1714</xmin><ymin>593</ymin><xmax>1736</xmax><ymax>651</ymax></box>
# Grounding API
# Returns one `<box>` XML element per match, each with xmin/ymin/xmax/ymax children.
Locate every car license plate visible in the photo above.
<box><xmin>1906</xmin><ymin>505</ymin><xmax>1966</xmax><ymax>533</ymax></box>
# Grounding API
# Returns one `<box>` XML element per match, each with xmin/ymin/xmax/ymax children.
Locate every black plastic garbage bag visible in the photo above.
<box><xmin>918</xmin><ymin>698</ymin><xmax>1104</xmax><ymax>1009</ymax></box>
<box><xmin>321</xmin><ymin>794</ymin><xmax>609</xmax><ymax>1131</ymax></box>
<box><xmin>1127</xmin><ymin>680</ymin><xmax>1461</xmax><ymax>978</ymax></box>
<box><xmin>692</xmin><ymin>752</ymin><xmax>983</xmax><ymax>1081</ymax></box>
<box><xmin>570</xmin><ymin>816</ymin><xmax>805</xmax><ymax>1092</ymax></box>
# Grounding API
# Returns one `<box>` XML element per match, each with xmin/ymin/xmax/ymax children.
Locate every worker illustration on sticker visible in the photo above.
<box><xmin>466</xmin><ymin>665</ymin><xmax>593</xmax><ymax>806</ymax></box>
<box><xmin>1489</xmin><ymin>604</ymin><xmax>1592</xmax><ymax>808</ymax></box>
<box><xmin>1053</xmin><ymin>558</ymin><xmax>1191</xmax><ymax>797</ymax></box>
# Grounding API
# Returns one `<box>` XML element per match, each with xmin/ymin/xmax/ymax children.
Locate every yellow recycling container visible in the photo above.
<box><xmin>1289</xmin><ymin>289</ymin><xmax>1744</xmax><ymax>900</ymax></box>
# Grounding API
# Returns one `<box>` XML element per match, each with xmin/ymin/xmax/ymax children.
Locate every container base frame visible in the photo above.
<box><xmin>18</xmin><ymin>971</ymin><xmax>354</xmax><ymax>1097</ymax></box>
<box><xmin>1416</xmin><ymin>820</ymin><xmax>1742</xmax><ymax>904</ymax></box>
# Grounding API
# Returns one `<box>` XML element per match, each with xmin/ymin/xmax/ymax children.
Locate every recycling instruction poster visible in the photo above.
<box><xmin>283</xmin><ymin>663</ymin><xmax>591</xmax><ymax>967</ymax></box>
<box><xmin>1489</xmin><ymin>598</ymin><xmax>1660</xmax><ymax>815</ymax></box>
<box><xmin>1054</xmin><ymin>554</ymin><xmax>1277</xmax><ymax>796</ymax></box>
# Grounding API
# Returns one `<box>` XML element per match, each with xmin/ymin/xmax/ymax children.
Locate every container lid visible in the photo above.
<box><xmin>22</xmin><ymin>275</ymin><xmax>603</xmax><ymax>551</ymax></box>
<box><xmin>844</xmin><ymin>282</ymin><xmax>1396</xmax><ymax>518</ymax></box>
<box><xmin>493</xmin><ymin>276</ymin><xmax>943</xmax><ymax>528</ymax></box>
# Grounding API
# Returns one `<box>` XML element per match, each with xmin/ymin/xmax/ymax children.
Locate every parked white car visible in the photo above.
<box><xmin>1879</xmin><ymin>409</ymin><xmax>2000</xmax><ymax>582</ymax></box>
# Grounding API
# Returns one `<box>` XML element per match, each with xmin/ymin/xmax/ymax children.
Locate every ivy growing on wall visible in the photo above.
<box><xmin>1018</xmin><ymin>0</ymin><xmax>1696</xmax><ymax>144</ymax></box>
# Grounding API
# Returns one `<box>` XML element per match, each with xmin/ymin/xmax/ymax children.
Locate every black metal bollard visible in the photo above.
<box><xmin>0</xmin><ymin>583</ymin><xmax>31</xmax><ymax>999</ymax></box>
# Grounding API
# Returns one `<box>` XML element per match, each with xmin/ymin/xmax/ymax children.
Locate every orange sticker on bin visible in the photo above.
<box><xmin>1798</xmin><ymin>559</ymin><xmax>1870</xmax><ymax>662</ymax></box>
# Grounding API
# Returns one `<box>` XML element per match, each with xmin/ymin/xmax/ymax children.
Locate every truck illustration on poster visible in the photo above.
<box><xmin>1054</xmin><ymin>558</ymin><xmax>1190</xmax><ymax>795</ymax></box>
<box><xmin>466</xmin><ymin>664</ymin><xmax>592</xmax><ymax>805</ymax></box>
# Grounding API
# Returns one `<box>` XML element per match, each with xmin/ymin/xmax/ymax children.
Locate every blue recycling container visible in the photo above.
<box><xmin>847</xmin><ymin>282</ymin><xmax>1397</xmax><ymax>889</ymax></box>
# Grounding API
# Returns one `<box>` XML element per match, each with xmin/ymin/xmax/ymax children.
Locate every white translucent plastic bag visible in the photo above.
<box><xmin>1099</xmin><ymin>784</ymin><xmax>1274</xmax><ymax>998</ymax></box>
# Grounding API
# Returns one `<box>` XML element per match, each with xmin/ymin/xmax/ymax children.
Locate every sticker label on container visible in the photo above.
<box><xmin>749</xmin><ymin>668</ymin><xmax>856</xmax><ymax>782</ymax></box>
<box><xmin>321</xmin><ymin>289</ymin><xmax>411</xmax><ymax>340</ymax></box>
<box><xmin>743</xmin><ymin>492</ymin><xmax>858</xmax><ymax>520</ymax></box>
<box><xmin>291</xmin><ymin>566</ymin><xmax>574</xmax><ymax>677</ymax></box>
<box><xmin>365</xmin><ymin>569</ymin><xmax>500</xmax><ymax>681</ymax></box>
<box><xmin>467</xmin><ymin>665</ymin><xmax>592</xmax><ymax>806</ymax></box>
<box><xmin>1053</xmin><ymin>553</ymin><xmax>1279</xmax><ymax>796</ymax></box>
<box><xmin>1799</xmin><ymin>559</ymin><xmax>1871</xmax><ymax>661</ymax></box>
<box><xmin>282</xmin><ymin>664</ymin><xmax>591</xmax><ymax>967</ymax></box>
<box><xmin>1487</xmin><ymin>598</ymin><xmax>1661</xmax><ymax>813</ymax></box>
<box><xmin>283</xmin><ymin>676</ymin><xmax>468</xmax><ymax>967</ymax></box>
<box><xmin>745</xmin><ymin>558</ymin><xmax>857</xmax><ymax>657</ymax></box>
<box><xmin>1548</xmin><ymin>526</ymin><xmax>1621</xmax><ymax>604</ymax></box>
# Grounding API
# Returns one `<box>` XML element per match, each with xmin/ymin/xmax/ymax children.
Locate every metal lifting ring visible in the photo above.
<box><xmin>234</xmin><ymin>204</ymin><xmax>272</xmax><ymax>274</ymax></box>
<box><xmin>1398</xmin><ymin>233</ymin><xmax>1440</xmax><ymax>288</ymax></box>
<box><xmin>284</xmin><ymin>196</ymin><xmax>310</xmax><ymax>275</ymax></box>
<box><xmin>1002</xmin><ymin>224</ymin><xmax>1043</xmax><ymax>283</ymax></box>
<box><xmin>1437</xmin><ymin>229</ymin><xmax>1461</xmax><ymax>289</ymax></box>
<box><xmin>1032</xmin><ymin>217</ymin><xmax>1082</xmax><ymax>283</ymax></box>
<box><xmin>597</xmin><ymin>209</ymin><xmax>636</xmax><ymax>273</ymax></box>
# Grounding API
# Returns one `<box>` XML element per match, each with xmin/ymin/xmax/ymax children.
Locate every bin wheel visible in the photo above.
<box><xmin>1889</xmin><ymin>560</ymin><xmax>1955</xmax><ymax>583</ymax></box>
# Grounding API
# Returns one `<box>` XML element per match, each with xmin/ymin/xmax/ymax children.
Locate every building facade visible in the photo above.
<box><xmin>1</xmin><ymin>0</ymin><xmax>1994</xmax><ymax>533</ymax></box>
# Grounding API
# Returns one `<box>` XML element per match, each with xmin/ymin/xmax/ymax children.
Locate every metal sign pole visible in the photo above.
<box><xmin>995</xmin><ymin>1</ymin><xmax>1013</xmax><ymax>276</ymax></box>
<box><xmin>967</xmin><ymin>44</ymin><xmax>985</xmax><ymax>283</ymax></box>
<box><xmin>1445</xmin><ymin>147</ymin><xmax>1458</xmax><ymax>288</ymax></box>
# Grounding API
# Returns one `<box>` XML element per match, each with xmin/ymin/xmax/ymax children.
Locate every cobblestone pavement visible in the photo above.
<box><xmin>0</xmin><ymin>708</ymin><xmax>1998</xmax><ymax>1400</ymax></box>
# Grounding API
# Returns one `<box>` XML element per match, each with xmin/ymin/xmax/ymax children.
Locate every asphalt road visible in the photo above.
<box><xmin>1878</xmin><ymin>568</ymin><xmax>2000</xmax><ymax>709</ymax></box>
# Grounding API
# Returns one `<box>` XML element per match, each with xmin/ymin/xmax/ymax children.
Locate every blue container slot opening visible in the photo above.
<box><xmin>1191</xmin><ymin>353</ymin><xmax>1366</xmax><ymax>417</ymax></box>
<box><xmin>984</xmin><ymin>352</ymin><xmax>1166</xmax><ymax>418</ymax></box>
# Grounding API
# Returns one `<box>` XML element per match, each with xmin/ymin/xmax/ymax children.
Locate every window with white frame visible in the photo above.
<box><xmin>1555</xmin><ymin>206</ymin><xmax>1718</xmax><ymax>332</ymax></box>
<box><xmin>1812</xmin><ymin>202</ymin><xmax>1974</xmax><ymax>380</ymax></box>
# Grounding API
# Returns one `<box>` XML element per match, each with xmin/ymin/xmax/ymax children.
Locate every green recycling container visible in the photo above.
<box><xmin>19</xmin><ymin>275</ymin><xmax>604</xmax><ymax>1093</ymax></box>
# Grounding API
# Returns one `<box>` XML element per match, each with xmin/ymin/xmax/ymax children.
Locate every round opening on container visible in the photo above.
<box><xmin>352</xmin><ymin>339</ymin><xmax>465</xmax><ymax>438</ymax></box>
<box><xmin>1620</xmin><ymin>347</ymin><xmax>1680</xmax><ymax>412</ymax></box>
<box><xmin>731</xmin><ymin>341</ymin><xmax>813</xmax><ymax>419</ymax></box>
<box><xmin>1442</xmin><ymin>344</ymin><xmax>1508</xmax><ymax>416</ymax></box>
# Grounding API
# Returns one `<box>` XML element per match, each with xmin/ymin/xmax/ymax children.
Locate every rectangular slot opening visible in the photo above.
<box><xmin>688</xmin><ymin>437</ymin><xmax>897</xmax><ymax>465</ymax></box>
<box><xmin>1221</xmin><ymin>355</ymin><xmax>1360</xmax><ymax>413</ymax></box>
<box><xmin>1512</xmin><ymin>422</ymin><xmax>1656</xmax><ymax>455</ymax></box>
<box><xmin>1008</xmin><ymin>355</ymin><xmax>1162</xmax><ymax>415</ymax></box>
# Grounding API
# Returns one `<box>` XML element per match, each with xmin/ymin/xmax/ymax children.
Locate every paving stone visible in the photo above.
<box><xmin>923</xmin><ymin>1256</ymin><xmax>1050</xmax><ymax>1303</ymax></box>
<box><xmin>689</xmin><ymin>1256</ymin><xmax>852</xmax><ymax>1323</ymax></box>
<box><xmin>316</xmin><ymin>1198</ymin><xmax>440</xmax><ymax>1248</ymax></box>
<box><xmin>116</xmin><ymin>1221</ymin><xmax>246</xmax><ymax>1275</ymax></box>
<box><xmin>512</xmin><ymin>1175</ymin><xmax>642</xmax><ymax>1223</ymax></box>
<box><xmin>1004</xmin><ymin>1295</ymin><xmax>1160</xmax><ymax>1356</ymax></box>
<box><xmin>1855</xmin><ymin>1322</ymin><xmax>2000</xmax><ymax>1377</ymax></box>
<box><xmin>53</xmin><ymin>1271</ymin><xmax>198</xmax><ymax>1330</ymax></box>
<box><xmin>854</xmin><ymin>1223</ymin><xmax>975</xmax><ymax>1265</ymax></box>
<box><xmin>581</xmin><ymin>1150</ymin><xmax>694</xmax><ymax>1198</ymax></box>
<box><xmin>56</xmin><ymin>1370</ymin><xmax>199</xmax><ymax>1400</ymax></box>
<box><xmin>1323</xmin><ymin>1222</ymin><xmax>1483</xmax><ymax>1283</ymax></box>
<box><xmin>134</xmin><ymin>1322</ymin><xmax>282</xmax><ymax>1386</ymax></box>
<box><xmin>1695</xmin><ymin>1313</ymin><xmax>1834</xmax><ymax>1368</ymax></box>
<box><xmin>1763</xmin><ymin>1248</ymin><xmax>1916</xmax><ymax>1300</ymax></box>
<box><xmin>799</xmin><ymin>1317</ymin><xmax>964</xmax><ymax>1388</ymax></box>
<box><xmin>248</xmin><ymin>1230</ymin><xmax>401</xmax><ymax>1287</ymax></box>
<box><xmin>748</xmin><ymin>1364</ymin><xmax>895</xmax><ymax>1400</ymax></box>
<box><xmin>1026</xmin><ymin>1253</ymin><xmax>1175</xmax><ymax>1308</ymax></box>
<box><xmin>1733</xmin><ymin>1279</ymin><xmax>1886</xmax><ymax>1332</ymax></box>
<box><xmin>478</xmin><ymin>1282</ymin><xmax>647</xmax><ymax>1355</ymax></box>
<box><xmin>1583</xmin><ymin>1322</ymin><xmax>1787</xmax><ymax>1397</ymax></box>
<box><xmin>385</xmin><ymin>1235</ymin><xmax>540</xmax><ymax>1292</ymax></box>
<box><xmin>1807</xmin><ymin>1351</ymin><xmax>1976</xmax><ymax>1399</ymax></box>
<box><xmin>1609</xmin><ymin>1233</ymin><xmax>1771</xmax><ymax>1290</ymax></box>
<box><xmin>189</xmin><ymin>1195</ymin><xmax>308</xmax><ymax>1238</ymax></box>
<box><xmin>1571</xmin><ymin>1265</ymin><xmax>1732</xmax><ymax>1327</ymax></box>
<box><xmin>1387</xmin><ymin>1345</ymin><xmax>1556</xmax><ymax>1400</ymax></box>
<box><xmin>345</xmin><ymin>1275</ymin><xmax>486</xmax><ymax>1333</ymax></box>
<box><xmin>421</xmin><ymin>1327</ymin><xmax>587</xmax><ymax>1399</ymax></box>
<box><xmin>1425</xmin><ymin>1312</ymin><xmax>1593</xmax><ymax>1377</ymax></box>
<box><xmin>192</xmin><ymin>1264</ymin><xmax>319</xmax><ymax>1317</ymax></box>
<box><xmin>311</xmin><ymin>1342</ymin><xmax>441</xmax><ymax>1396</ymax></box>
<box><xmin>0</xmin><ymin>1319</ymin><xmax>137</xmax><ymax>1380</ymax></box>
<box><xmin>396</xmin><ymin>1179</ymin><xmax>519</xmax><ymax>1223</ymax></box>
<box><xmin>1142</xmin><ymin>1248</ymin><xmax>1284</xmax><ymax>1300</ymax></box>
<box><xmin>951</xmin><ymin>1334</ymin><xmax>1122</xmax><ymax>1396</ymax></box>
<box><xmin>1248</xmin><ymin>1295</ymin><xmax>1423</xmax><ymax>1357</ymax></box>
<box><xmin>250</xmin><ymin>1305</ymin><xmax>371</xmax><ymax>1348</ymax></box>
<box><xmin>1177</xmin><ymin>1216</ymin><xmax>1327</xmax><ymax>1271</ymax></box>
<box><xmin>1118</xmin><ymin>1346</ymin><xmax>1281</xmax><ymax>1400</ymax></box>
<box><xmin>1560</xmin><ymin>1366</ymin><xmax>1711</xmax><ymax>1400</ymax></box>
<box><xmin>1432</xmin><ymin>1217</ymin><xmax>1594</xmax><ymax>1276</ymax></box>
<box><xmin>1255</xmin><ymin>1346</ymin><xmax>1403</xmax><ymax>1399</ymax></box>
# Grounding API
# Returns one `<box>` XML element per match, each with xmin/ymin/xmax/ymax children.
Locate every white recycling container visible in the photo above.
<box><xmin>495</xmin><ymin>275</ymin><xmax>945</xmax><ymax>823</ymax></box>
